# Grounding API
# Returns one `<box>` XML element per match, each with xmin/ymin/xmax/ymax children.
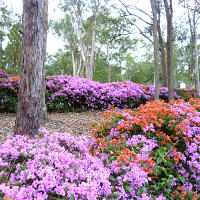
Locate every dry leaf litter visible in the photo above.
<box><xmin>0</xmin><ymin>111</ymin><xmax>104</xmax><ymax>145</ymax></box>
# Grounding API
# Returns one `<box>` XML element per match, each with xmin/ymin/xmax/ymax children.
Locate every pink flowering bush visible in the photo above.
<box><xmin>0</xmin><ymin>129</ymin><xmax>153</xmax><ymax>200</ymax></box>
<box><xmin>1</xmin><ymin>99</ymin><xmax>200</xmax><ymax>199</ymax></box>
<box><xmin>0</xmin><ymin>71</ymin><xmax>181</xmax><ymax>113</ymax></box>
<box><xmin>0</xmin><ymin>129</ymin><xmax>112</xmax><ymax>199</ymax></box>
<box><xmin>0</xmin><ymin>70</ymin><xmax>19</xmax><ymax>112</ymax></box>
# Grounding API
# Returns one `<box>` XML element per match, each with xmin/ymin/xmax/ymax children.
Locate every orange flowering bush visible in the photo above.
<box><xmin>90</xmin><ymin>99</ymin><xmax>200</xmax><ymax>199</ymax></box>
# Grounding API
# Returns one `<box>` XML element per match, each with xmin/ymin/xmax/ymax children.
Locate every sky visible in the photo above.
<box><xmin>3</xmin><ymin>0</ymin><xmax>153</xmax><ymax>55</ymax></box>
<box><xmin>2</xmin><ymin>0</ymin><xmax>64</xmax><ymax>54</ymax></box>
<box><xmin>2</xmin><ymin>0</ymin><xmax>190</xmax><ymax>59</ymax></box>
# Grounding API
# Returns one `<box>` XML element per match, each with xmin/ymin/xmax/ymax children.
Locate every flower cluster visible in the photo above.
<box><xmin>0</xmin><ymin>129</ymin><xmax>112</xmax><ymax>200</ymax></box>
<box><xmin>0</xmin><ymin>70</ymin><xmax>19</xmax><ymax>112</ymax></box>
<box><xmin>0</xmin><ymin>71</ymin><xmax>196</xmax><ymax>113</ymax></box>
<box><xmin>90</xmin><ymin>99</ymin><xmax>200</xmax><ymax>199</ymax></box>
<box><xmin>1</xmin><ymin>99</ymin><xmax>200</xmax><ymax>199</ymax></box>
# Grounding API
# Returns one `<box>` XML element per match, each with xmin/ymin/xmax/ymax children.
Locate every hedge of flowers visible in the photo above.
<box><xmin>0</xmin><ymin>70</ymin><xmax>197</xmax><ymax>113</ymax></box>
<box><xmin>0</xmin><ymin>70</ymin><xmax>19</xmax><ymax>112</ymax></box>
<box><xmin>90</xmin><ymin>99</ymin><xmax>200</xmax><ymax>199</ymax></box>
<box><xmin>0</xmin><ymin>99</ymin><xmax>200</xmax><ymax>199</ymax></box>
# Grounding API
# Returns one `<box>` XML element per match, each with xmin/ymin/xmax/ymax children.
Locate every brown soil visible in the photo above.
<box><xmin>0</xmin><ymin>111</ymin><xmax>104</xmax><ymax>144</ymax></box>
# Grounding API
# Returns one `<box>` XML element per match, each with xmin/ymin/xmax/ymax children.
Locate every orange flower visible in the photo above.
<box><xmin>11</xmin><ymin>76</ymin><xmax>20</xmax><ymax>82</ymax></box>
<box><xmin>172</xmin><ymin>147</ymin><xmax>177</xmax><ymax>154</ymax></box>
<box><xmin>166</xmin><ymin>154</ymin><xmax>170</xmax><ymax>160</ymax></box>
<box><xmin>173</xmin><ymin>154</ymin><xmax>180</xmax><ymax>164</ymax></box>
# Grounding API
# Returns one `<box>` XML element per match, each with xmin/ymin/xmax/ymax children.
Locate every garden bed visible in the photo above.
<box><xmin>0</xmin><ymin>99</ymin><xmax>200</xmax><ymax>199</ymax></box>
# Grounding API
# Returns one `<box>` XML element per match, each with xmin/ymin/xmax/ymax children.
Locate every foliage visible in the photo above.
<box><xmin>0</xmin><ymin>5</ymin><xmax>22</xmax><ymax>74</ymax></box>
<box><xmin>0</xmin><ymin>99</ymin><xmax>200</xmax><ymax>199</ymax></box>
<box><xmin>0</xmin><ymin>70</ymin><xmax>19</xmax><ymax>112</ymax></box>
<box><xmin>90</xmin><ymin>99</ymin><xmax>200</xmax><ymax>199</ymax></box>
<box><xmin>1</xmin><ymin>70</ymin><xmax>200</xmax><ymax>113</ymax></box>
<box><xmin>46</xmin><ymin>50</ymin><xmax>73</xmax><ymax>76</ymax></box>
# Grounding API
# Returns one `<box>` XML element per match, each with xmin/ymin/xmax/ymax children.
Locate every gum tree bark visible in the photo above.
<box><xmin>163</xmin><ymin>0</ymin><xmax>174</xmax><ymax>101</ymax></box>
<box><xmin>150</xmin><ymin>0</ymin><xmax>159</xmax><ymax>100</ymax></box>
<box><xmin>15</xmin><ymin>0</ymin><xmax>45</xmax><ymax>137</ymax></box>
<box><xmin>157</xmin><ymin>5</ymin><xmax>167</xmax><ymax>87</ymax></box>
<box><xmin>187</xmin><ymin>0</ymin><xmax>200</xmax><ymax>96</ymax></box>
<box><xmin>40</xmin><ymin>0</ymin><xmax>48</xmax><ymax>124</ymax></box>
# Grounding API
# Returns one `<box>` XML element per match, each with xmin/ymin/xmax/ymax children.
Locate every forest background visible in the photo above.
<box><xmin>0</xmin><ymin>0</ymin><xmax>200</xmax><ymax>91</ymax></box>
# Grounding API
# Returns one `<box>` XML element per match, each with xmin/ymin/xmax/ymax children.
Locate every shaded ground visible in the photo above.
<box><xmin>0</xmin><ymin>111</ymin><xmax>103</xmax><ymax>144</ymax></box>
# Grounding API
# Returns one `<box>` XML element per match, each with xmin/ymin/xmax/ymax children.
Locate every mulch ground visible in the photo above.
<box><xmin>0</xmin><ymin>111</ymin><xmax>104</xmax><ymax>144</ymax></box>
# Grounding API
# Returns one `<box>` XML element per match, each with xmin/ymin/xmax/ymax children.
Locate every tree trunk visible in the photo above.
<box><xmin>157</xmin><ymin>10</ymin><xmax>167</xmax><ymax>87</ymax></box>
<box><xmin>40</xmin><ymin>0</ymin><xmax>48</xmax><ymax>124</ymax></box>
<box><xmin>0</xmin><ymin>39</ymin><xmax>3</xmax><ymax>70</ymax></box>
<box><xmin>194</xmin><ymin>32</ymin><xmax>200</xmax><ymax>96</ymax></box>
<box><xmin>89</xmin><ymin>0</ymin><xmax>99</xmax><ymax>80</ymax></box>
<box><xmin>186</xmin><ymin>0</ymin><xmax>199</xmax><ymax>95</ymax></box>
<box><xmin>77</xmin><ymin>55</ymin><xmax>82</xmax><ymax>77</ymax></box>
<box><xmin>150</xmin><ymin>0</ymin><xmax>159</xmax><ymax>100</ymax></box>
<box><xmin>163</xmin><ymin>0</ymin><xmax>174</xmax><ymax>101</ymax></box>
<box><xmin>189</xmin><ymin>52</ymin><xmax>195</xmax><ymax>88</ymax></box>
<box><xmin>108</xmin><ymin>64</ymin><xmax>111</xmax><ymax>83</ymax></box>
<box><xmin>193</xmin><ymin>2</ymin><xmax>200</xmax><ymax>97</ymax></box>
<box><xmin>15</xmin><ymin>0</ymin><xmax>45</xmax><ymax>137</ymax></box>
<box><xmin>71</xmin><ymin>50</ymin><xmax>77</xmax><ymax>77</ymax></box>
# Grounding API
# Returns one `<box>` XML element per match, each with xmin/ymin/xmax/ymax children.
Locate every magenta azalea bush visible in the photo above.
<box><xmin>0</xmin><ymin>71</ymin><xmax>182</xmax><ymax>113</ymax></box>
<box><xmin>0</xmin><ymin>129</ymin><xmax>154</xmax><ymax>200</ymax></box>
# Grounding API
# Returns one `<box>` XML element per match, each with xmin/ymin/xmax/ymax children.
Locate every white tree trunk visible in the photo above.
<box><xmin>71</xmin><ymin>50</ymin><xmax>77</xmax><ymax>77</ymax></box>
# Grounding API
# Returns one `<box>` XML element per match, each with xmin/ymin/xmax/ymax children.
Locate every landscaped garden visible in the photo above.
<box><xmin>0</xmin><ymin>70</ymin><xmax>200</xmax><ymax>199</ymax></box>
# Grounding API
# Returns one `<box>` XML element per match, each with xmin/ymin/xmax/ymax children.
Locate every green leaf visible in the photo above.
<box><xmin>178</xmin><ymin>175</ymin><xmax>185</xmax><ymax>183</ymax></box>
<box><xmin>109</xmin><ymin>175</ymin><xmax>116</xmax><ymax>181</ymax></box>
<box><xmin>123</xmin><ymin>182</ymin><xmax>131</xmax><ymax>193</ymax></box>
<box><xmin>157</xmin><ymin>157</ymin><xmax>162</xmax><ymax>164</ymax></box>
<box><xmin>70</xmin><ymin>194</ymin><xmax>75</xmax><ymax>200</ymax></box>
<box><xmin>168</xmin><ymin>175</ymin><xmax>174</xmax><ymax>179</ymax></box>
<box><xmin>161</xmin><ymin>167</ymin><xmax>167</xmax><ymax>175</ymax></box>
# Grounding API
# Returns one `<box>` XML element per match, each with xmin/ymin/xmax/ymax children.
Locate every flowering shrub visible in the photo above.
<box><xmin>0</xmin><ymin>70</ymin><xmax>19</xmax><ymax>112</ymax></box>
<box><xmin>1</xmin><ymin>99</ymin><xmax>200</xmax><ymax>199</ymax></box>
<box><xmin>0</xmin><ymin>129</ymin><xmax>156</xmax><ymax>200</ymax></box>
<box><xmin>1</xmin><ymin>70</ymin><xmax>198</xmax><ymax>113</ymax></box>
<box><xmin>0</xmin><ymin>129</ymin><xmax>112</xmax><ymax>200</ymax></box>
<box><xmin>176</xmin><ymin>88</ymin><xmax>198</xmax><ymax>101</ymax></box>
<box><xmin>90</xmin><ymin>99</ymin><xmax>200</xmax><ymax>199</ymax></box>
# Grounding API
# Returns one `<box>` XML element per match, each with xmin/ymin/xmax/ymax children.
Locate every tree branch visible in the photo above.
<box><xmin>118</xmin><ymin>0</ymin><xmax>152</xmax><ymax>25</ymax></box>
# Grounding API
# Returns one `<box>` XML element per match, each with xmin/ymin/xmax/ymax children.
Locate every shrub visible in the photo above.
<box><xmin>1</xmin><ymin>99</ymin><xmax>200</xmax><ymax>199</ymax></box>
<box><xmin>0</xmin><ymin>70</ymin><xmax>19</xmax><ymax>112</ymax></box>
<box><xmin>0</xmin><ymin>71</ymin><xmax>198</xmax><ymax>113</ymax></box>
<box><xmin>90</xmin><ymin>99</ymin><xmax>200</xmax><ymax>199</ymax></box>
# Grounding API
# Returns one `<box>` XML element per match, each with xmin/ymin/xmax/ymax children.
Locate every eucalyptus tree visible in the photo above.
<box><xmin>40</xmin><ymin>0</ymin><xmax>48</xmax><ymax>124</ymax></box>
<box><xmin>52</xmin><ymin>0</ymin><xmax>133</xmax><ymax>81</ymax></box>
<box><xmin>15</xmin><ymin>0</ymin><xmax>47</xmax><ymax>136</ymax></box>
<box><xmin>0</xmin><ymin>5</ymin><xmax>12</xmax><ymax>70</ymax></box>
<box><xmin>150</xmin><ymin>0</ymin><xmax>159</xmax><ymax>100</ymax></box>
<box><xmin>51</xmin><ymin>15</ymin><xmax>83</xmax><ymax>77</ymax></box>
<box><xmin>0</xmin><ymin>4</ymin><xmax>21</xmax><ymax>72</ymax></box>
<box><xmin>3</xmin><ymin>23</ymin><xmax>22</xmax><ymax>74</ymax></box>
<box><xmin>156</xmin><ymin>1</ymin><xmax>167</xmax><ymax>87</ymax></box>
<box><xmin>180</xmin><ymin>0</ymin><xmax>200</xmax><ymax>96</ymax></box>
<box><xmin>55</xmin><ymin>0</ymin><xmax>101</xmax><ymax>80</ymax></box>
<box><xmin>163</xmin><ymin>0</ymin><xmax>174</xmax><ymax>101</ymax></box>
<box><xmin>96</xmin><ymin>8</ymin><xmax>133</xmax><ymax>82</ymax></box>
<box><xmin>118</xmin><ymin>0</ymin><xmax>166</xmax><ymax>90</ymax></box>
